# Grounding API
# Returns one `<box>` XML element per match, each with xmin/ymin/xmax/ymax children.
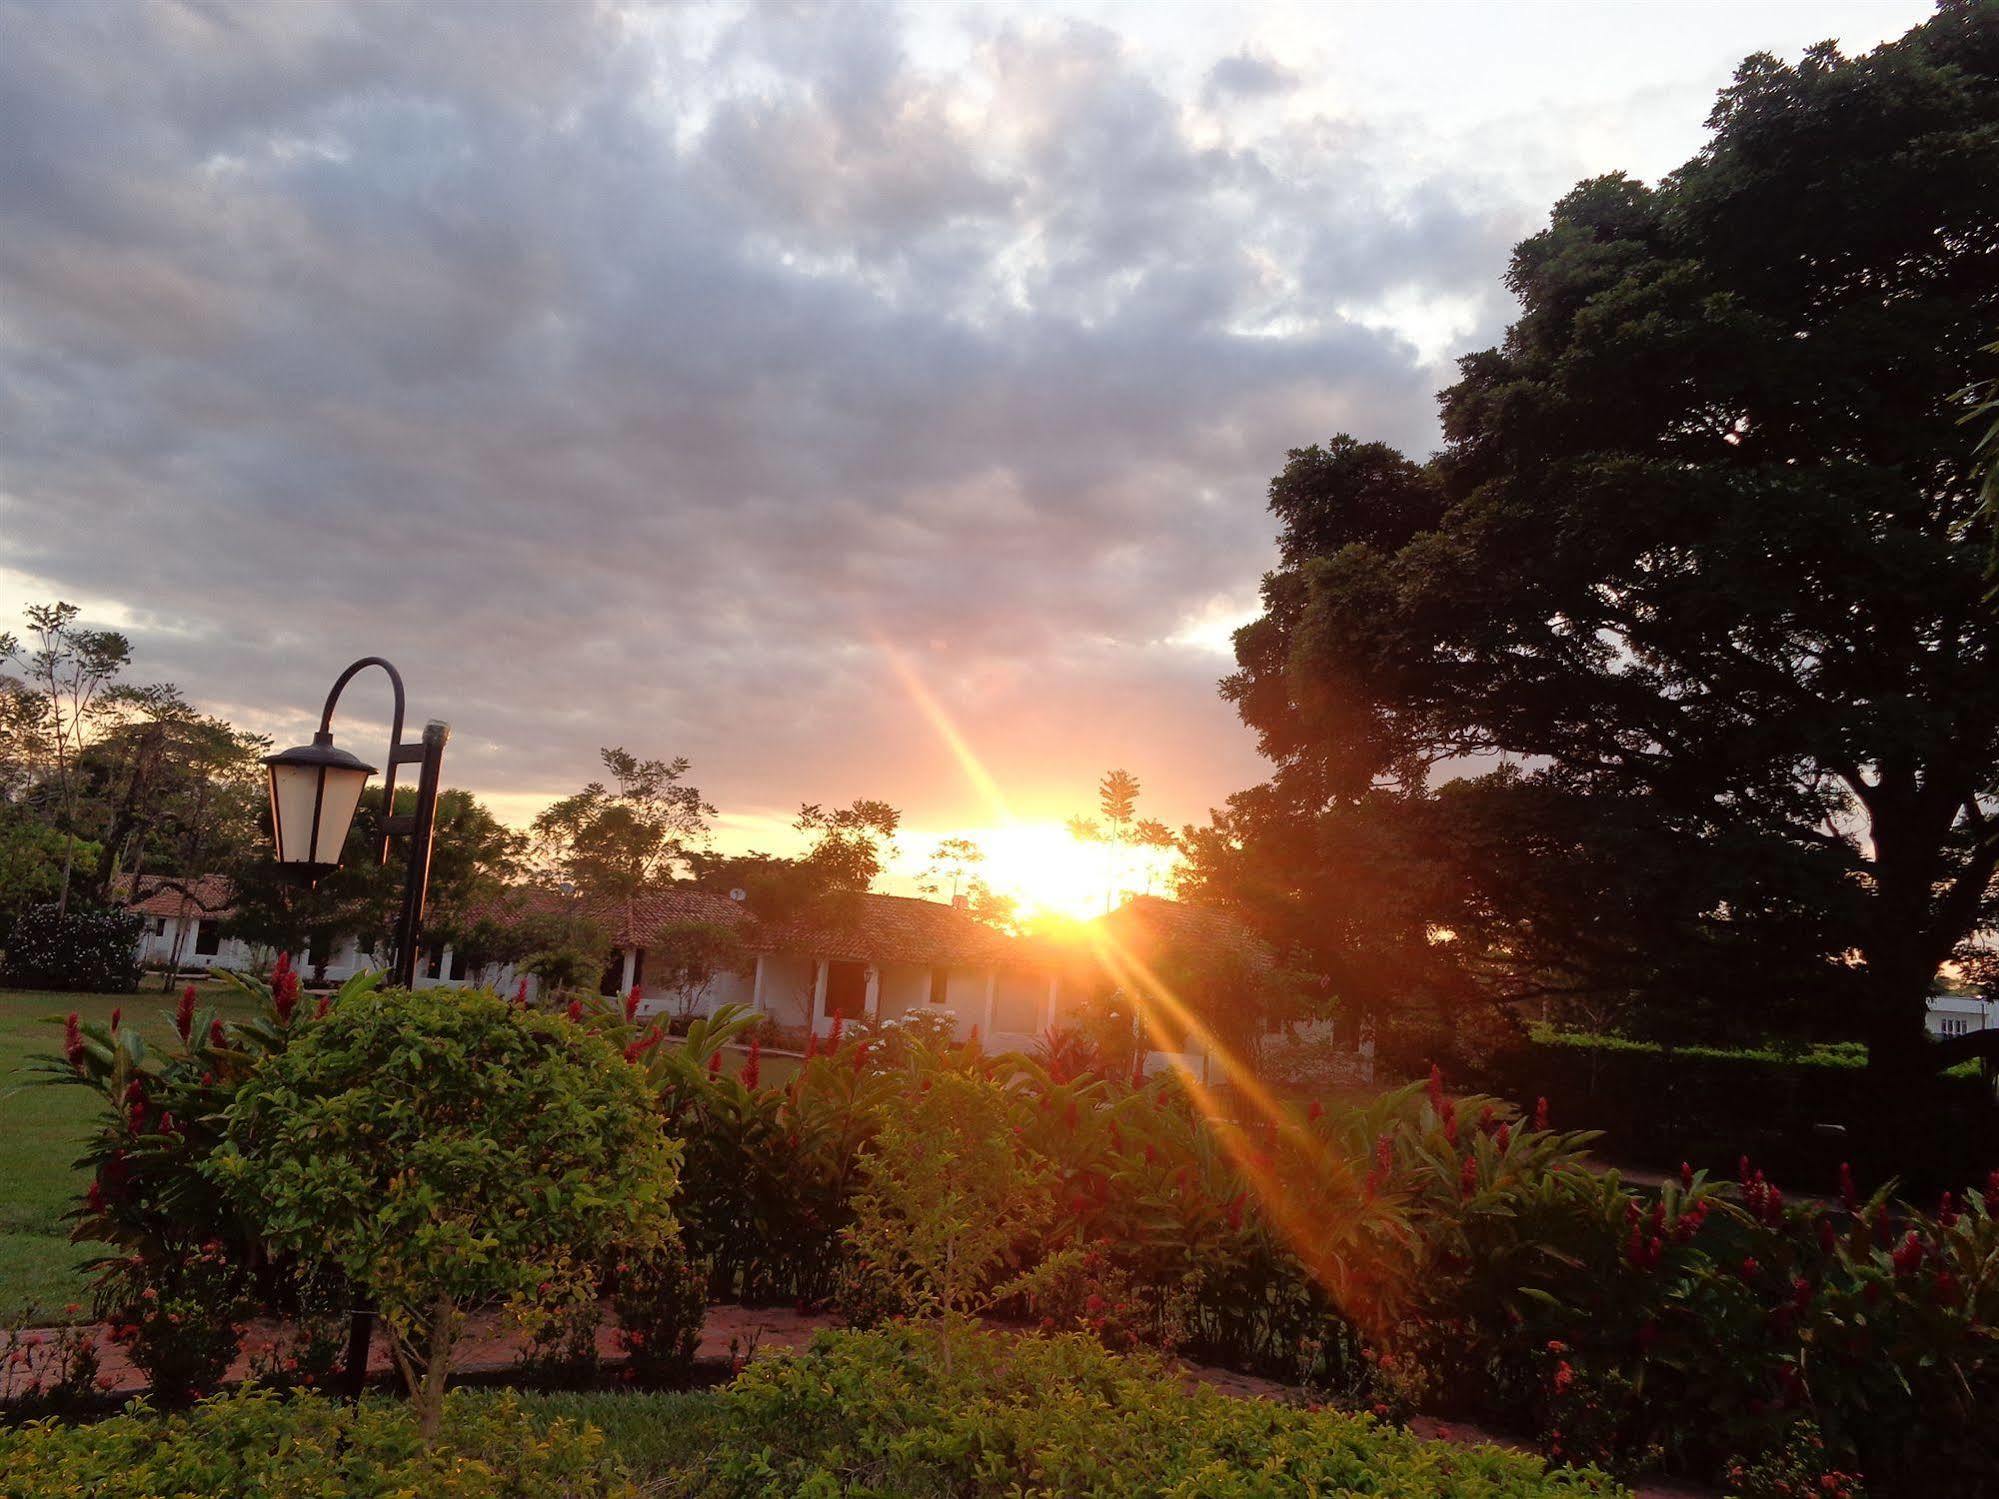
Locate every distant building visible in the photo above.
<box><xmin>1927</xmin><ymin>991</ymin><xmax>1997</xmax><ymax>1041</ymax></box>
<box><xmin>118</xmin><ymin>875</ymin><xmax>254</xmax><ymax>973</ymax></box>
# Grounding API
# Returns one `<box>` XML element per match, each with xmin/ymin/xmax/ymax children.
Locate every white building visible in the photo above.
<box><xmin>1927</xmin><ymin>991</ymin><xmax>1997</xmax><ymax>1041</ymax></box>
<box><xmin>120</xmin><ymin>875</ymin><xmax>257</xmax><ymax>973</ymax></box>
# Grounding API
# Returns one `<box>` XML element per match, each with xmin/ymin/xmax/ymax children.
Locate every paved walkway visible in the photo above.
<box><xmin>15</xmin><ymin>1304</ymin><xmax>1712</xmax><ymax>1496</ymax></box>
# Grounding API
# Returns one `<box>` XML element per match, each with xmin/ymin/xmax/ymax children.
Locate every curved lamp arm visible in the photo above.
<box><xmin>319</xmin><ymin>656</ymin><xmax>408</xmax><ymax>866</ymax></box>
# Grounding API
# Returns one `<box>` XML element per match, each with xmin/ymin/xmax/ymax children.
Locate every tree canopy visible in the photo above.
<box><xmin>1207</xmin><ymin>6</ymin><xmax>1999</xmax><ymax>1077</ymax></box>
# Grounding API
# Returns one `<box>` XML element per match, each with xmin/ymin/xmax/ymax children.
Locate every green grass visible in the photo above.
<box><xmin>0</xmin><ymin>982</ymin><xmax>253</xmax><ymax>1324</ymax></box>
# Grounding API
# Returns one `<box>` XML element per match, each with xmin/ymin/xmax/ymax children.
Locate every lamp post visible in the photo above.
<box><xmin>262</xmin><ymin>656</ymin><xmax>450</xmax><ymax>987</ymax></box>
<box><xmin>264</xmin><ymin>656</ymin><xmax>448</xmax><ymax>1400</ymax></box>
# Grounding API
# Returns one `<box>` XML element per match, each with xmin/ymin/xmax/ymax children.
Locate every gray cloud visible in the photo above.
<box><xmin>0</xmin><ymin>0</ymin><xmax>1542</xmax><ymax>829</ymax></box>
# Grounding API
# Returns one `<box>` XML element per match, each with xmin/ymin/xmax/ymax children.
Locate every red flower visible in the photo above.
<box><xmin>1739</xmin><ymin>1256</ymin><xmax>1760</xmax><ymax>1280</ymax></box>
<box><xmin>1307</xmin><ymin>1099</ymin><xmax>1324</xmax><ymax>1122</ymax></box>
<box><xmin>1817</xmin><ymin>1218</ymin><xmax>1837</xmax><ymax>1255</ymax></box>
<box><xmin>63</xmin><ymin>1012</ymin><xmax>84</xmax><ymax>1070</ymax></box>
<box><xmin>175</xmin><ymin>985</ymin><xmax>197</xmax><ymax>1044</ymax></box>
<box><xmin>1459</xmin><ymin>1154</ymin><xmax>1478</xmax><ymax>1198</ymax></box>
<box><xmin>1891</xmin><ymin>1231</ymin><xmax>1924</xmax><ymax>1278</ymax></box>
<box><xmin>514</xmin><ymin>977</ymin><xmax>530</xmax><ymax>1006</ymax></box>
<box><xmin>566</xmin><ymin>998</ymin><xmax>583</xmax><ymax>1023</ymax></box>
<box><xmin>271</xmin><ymin>953</ymin><xmax>299</xmax><ymax>1022</ymax></box>
<box><xmin>624</xmin><ymin>985</ymin><xmax>641</xmax><ymax>1023</ymax></box>
<box><xmin>624</xmin><ymin>1027</ymin><xmax>662</xmax><ymax>1064</ymax></box>
<box><xmin>828</xmin><ymin>1015</ymin><xmax>845</xmax><ymax>1051</ymax></box>
<box><xmin>1838</xmin><ymin>1161</ymin><xmax>1858</xmax><ymax>1212</ymax></box>
<box><xmin>1680</xmin><ymin>1161</ymin><xmax>1694</xmax><ymax>1190</ymax></box>
<box><xmin>1225</xmin><ymin>1192</ymin><xmax>1246</xmax><ymax>1231</ymax></box>
<box><xmin>706</xmin><ymin>1051</ymin><xmax>722</xmax><ymax>1078</ymax></box>
<box><xmin>741</xmin><ymin>1035</ymin><xmax>762</xmax><ymax>1090</ymax></box>
<box><xmin>1552</xmin><ymin>1360</ymin><xmax>1574</xmax><ymax>1394</ymax></box>
<box><xmin>1426</xmin><ymin>1063</ymin><xmax>1445</xmax><ymax>1112</ymax></box>
<box><xmin>1533</xmin><ymin>1096</ymin><xmax>1550</xmax><ymax>1131</ymax></box>
<box><xmin>1937</xmin><ymin>1190</ymin><xmax>1958</xmax><ymax>1229</ymax></box>
<box><xmin>804</xmin><ymin>1032</ymin><xmax>819</xmax><ymax>1061</ymax></box>
<box><xmin>314</xmin><ymin>992</ymin><xmax>332</xmax><ymax>1020</ymax></box>
<box><xmin>851</xmin><ymin>1039</ymin><xmax>870</xmax><ymax>1072</ymax></box>
<box><xmin>1495</xmin><ymin>1122</ymin><xmax>1512</xmax><ymax>1152</ymax></box>
<box><xmin>110</xmin><ymin>1007</ymin><xmax>122</xmax><ymax>1032</ymax></box>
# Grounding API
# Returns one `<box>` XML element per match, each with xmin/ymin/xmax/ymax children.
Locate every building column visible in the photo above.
<box><xmin>981</xmin><ymin>968</ymin><xmax>997</xmax><ymax>1039</ymax></box>
<box><xmin>619</xmin><ymin>947</ymin><xmax>638</xmax><ymax>996</ymax></box>
<box><xmin>811</xmin><ymin>958</ymin><xmax>830</xmax><ymax>1035</ymax></box>
<box><xmin>750</xmin><ymin>953</ymin><xmax>767</xmax><ymax>1014</ymax></box>
<box><xmin>1043</xmin><ymin>974</ymin><xmax>1060</xmax><ymax>1036</ymax></box>
<box><xmin>864</xmin><ymin>965</ymin><xmax>881</xmax><ymax>1020</ymax></box>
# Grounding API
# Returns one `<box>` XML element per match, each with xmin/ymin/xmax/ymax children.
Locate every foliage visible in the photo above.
<box><xmin>654</xmin><ymin>1324</ymin><xmax>1624</xmax><ymax>1497</ymax></box>
<box><xmin>611</xmin><ymin>1236</ymin><xmax>708</xmax><ymax>1383</ymax></box>
<box><xmin>0</xmin><ymin>1386</ymin><xmax>638</xmax><ymax>1498</ymax></box>
<box><xmin>0</xmin><ymin>1313</ymin><xmax>105</xmax><ymax>1417</ymax></box>
<box><xmin>98</xmin><ymin>1239</ymin><xmax>246</xmax><ymax>1407</ymax></box>
<box><xmin>1208</xmin><ymin>8</ymin><xmax>1999</xmax><ymax>1083</ymax></box>
<box><xmin>207</xmin><ymin>986</ymin><xmax>681</xmax><ymax>1437</ymax></box>
<box><xmin>843</xmin><ymin>1067</ymin><xmax>1051</xmax><ymax>1336</ymax></box>
<box><xmin>0</xmin><ymin>904</ymin><xmax>143</xmax><ymax>992</ymax></box>
<box><xmin>532</xmin><ymin>746</ymin><xmax>713</xmax><ymax>902</ymax></box>
<box><xmin>645</xmin><ymin>918</ymin><xmax>748</xmax><ymax>1018</ymax></box>
<box><xmin>0</xmin><ymin>815</ymin><xmax>100</xmax><ymax>917</ymax></box>
<box><xmin>794</xmin><ymin>797</ymin><xmax>902</xmax><ymax>891</ymax></box>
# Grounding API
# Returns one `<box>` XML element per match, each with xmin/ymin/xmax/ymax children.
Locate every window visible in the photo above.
<box><xmin>193</xmin><ymin>920</ymin><xmax>220</xmax><ymax>957</ymax></box>
<box><xmin>152</xmin><ymin>918</ymin><xmax>166</xmax><ymax>936</ymax></box>
<box><xmin>426</xmin><ymin>948</ymin><xmax>443</xmax><ymax>980</ymax></box>
<box><xmin>928</xmin><ymin>967</ymin><xmax>951</xmax><ymax>1005</ymax></box>
<box><xmin>448</xmin><ymin>949</ymin><xmax>468</xmax><ymax>981</ymax></box>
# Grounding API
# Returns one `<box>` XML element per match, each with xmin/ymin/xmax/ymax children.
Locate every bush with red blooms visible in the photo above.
<box><xmin>0</xmin><ymin>1310</ymin><xmax>105</xmax><ymax>1417</ymax></box>
<box><xmin>610</xmin><ymin>1236</ymin><xmax>708</xmax><ymax>1383</ymax></box>
<box><xmin>101</xmin><ymin>1242</ymin><xmax>246</xmax><ymax>1408</ymax></box>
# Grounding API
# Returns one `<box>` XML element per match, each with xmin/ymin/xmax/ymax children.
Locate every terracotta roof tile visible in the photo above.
<box><xmin>114</xmin><ymin>874</ymin><xmax>237</xmax><ymax>918</ymax></box>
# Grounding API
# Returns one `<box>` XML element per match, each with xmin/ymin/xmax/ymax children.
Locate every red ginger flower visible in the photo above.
<box><xmin>624</xmin><ymin>1027</ymin><xmax>661</xmax><ymax>1064</ymax></box>
<box><xmin>271</xmin><ymin>953</ymin><xmax>299</xmax><ymax>1021</ymax></box>
<box><xmin>175</xmin><ymin>985</ymin><xmax>197</xmax><ymax>1043</ymax></box>
<box><xmin>624</xmin><ymin>985</ymin><xmax>641</xmax><ymax>1023</ymax></box>
<box><xmin>566</xmin><ymin>998</ymin><xmax>583</xmax><ymax>1023</ymax></box>
<box><xmin>851</xmin><ymin>1039</ymin><xmax>870</xmax><ymax>1072</ymax></box>
<box><xmin>741</xmin><ymin>1035</ymin><xmax>762</xmax><ymax>1090</ymax></box>
<box><xmin>706</xmin><ymin>1051</ymin><xmax>722</xmax><ymax>1078</ymax></box>
<box><xmin>1839</xmin><ymin>1161</ymin><xmax>1858</xmax><ymax>1212</ymax></box>
<box><xmin>1937</xmin><ymin>1190</ymin><xmax>1958</xmax><ymax>1228</ymax></box>
<box><xmin>1533</xmin><ymin>1096</ymin><xmax>1550</xmax><ymax>1131</ymax></box>
<box><xmin>514</xmin><ymin>977</ymin><xmax>529</xmax><ymax>1006</ymax></box>
<box><xmin>208</xmin><ymin>1017</ymin><xmax>226</xmax><ymax>1049</ymax></box>
<box><xmin>1307</xmin><ymin>1099</ymin><xmax>1324</xmax><ymax>1121</ymax></box>
<box><xmin>1459</xmin><ymin>1154</ymin><xmax>1477</xmax><ymax>1198</ymax></box>
<box><xmin>1427</xmin><ymin>1063</ymin><xmax>1445</xmax><ymax>1110</ymax></box>
<box><xmin>804</xmin><ymin>1031</ymin><xmax>819</xmax><ymax>1061</ymax></box>
<box><xmin>110</xmin><ymin>1007</ymin><xmax>122</xmax><ymax>1032</ymax></box>
<box><xmin>1680</xmin><ymin>1161</ymin><xmax>1694</xmax><ymax>1190</ymax></box>
<box><xmin>63</xmin><ymin>1012</ymin><xmax>84</xmax><ymax>1070</ymax></box>
<box><xmin>1495</xmin><ymin>1122</ymin><xmax>1512</xmax><ymax>1152</ymax></box>
<box><xmin>314</xmin><ymin>992</ymin><xmax>332</xmax><ymax>1020</ymax></box>
<box><xmin>828</xmin><ymin>1015</ymin><xmax>845</xmax><ymax>1051</ymax></box>
<box><xmin>1892</xmin><ymin>1231</ymin><xmax>1924</xmax><ymax>1277</ymax></box>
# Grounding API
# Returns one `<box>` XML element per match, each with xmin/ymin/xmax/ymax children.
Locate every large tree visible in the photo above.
<box><xmin>1218</xmin><ymin>7</ymin><xmax>1999</xmax><ymax>1084</ymax></box>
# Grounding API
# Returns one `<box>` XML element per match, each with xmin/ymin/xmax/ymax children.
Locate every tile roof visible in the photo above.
<box><xmin>747</xmin><ymin>891</ymin><xmax>1025</xmax><ymax>969</ymax></box>
<box><xmin>114</xmin><ymin>874</ymin><xmax>237</xmax><ymax>918</ymax></box>
<box><xmin>1092</xmin><ymin>895</ymin><xmax>1273</xmax><ymax>967</ymax></box>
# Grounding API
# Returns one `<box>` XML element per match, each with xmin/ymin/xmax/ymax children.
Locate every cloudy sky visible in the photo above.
<box><xmin>0</xmin><ymin>0</ymin><xmax>1935</xmax><ymax>901</ymax></box>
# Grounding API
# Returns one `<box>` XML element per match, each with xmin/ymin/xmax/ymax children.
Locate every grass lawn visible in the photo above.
<box><xmin>0</xmin><ymin>981</ymin><xmax>254</xmax><ymax>1324</ymax></box>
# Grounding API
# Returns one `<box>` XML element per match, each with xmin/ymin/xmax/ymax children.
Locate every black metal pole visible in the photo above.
<box><xmin>310</xmin><ymin>659</ymin><xmax>446</xmax><ymax>1403</ymax></box>
<box><xmin>389</xmin><ymin>720</ymin><xmax>449</xmax><ymax>989</ymax></box>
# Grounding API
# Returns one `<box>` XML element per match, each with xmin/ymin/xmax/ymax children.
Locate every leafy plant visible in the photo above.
<box><xmin>207</xmin><ymin>987</ymin><xmax>680</xmax><ymax>1439</ymax></box>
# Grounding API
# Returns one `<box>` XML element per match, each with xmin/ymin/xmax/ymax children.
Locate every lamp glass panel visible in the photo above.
<box><xmin>310</xmin><ymin>764</ymin><xmax>371</xmax><ymax>864</ymax></box>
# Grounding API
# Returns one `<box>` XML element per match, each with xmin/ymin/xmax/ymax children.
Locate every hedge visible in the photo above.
<box><xmin>1492</xmin><ymin>1027</ymin><xmax>1998</xmax><ymax>1188</ymax></box>
<box><xmin>0</xmin><ymin>1386</ymin><xmax>636</xmax><ymax>1497</ymax></box>
<box><xmin>0</xmin><ymin>904</ymin><xmax>143</xmax><ymax>992</ymax></box>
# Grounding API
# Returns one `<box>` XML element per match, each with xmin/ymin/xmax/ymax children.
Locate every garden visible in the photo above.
<box><xmin>2</xmin><ymin>970</ymin><xmax>1993</xmax><ymax>1497</ymax></box>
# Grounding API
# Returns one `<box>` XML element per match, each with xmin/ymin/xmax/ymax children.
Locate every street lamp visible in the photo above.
<box><xmin>263</xmin><ymin>656</ymin><xmax>450</xmax><ymax>989</ymax></box>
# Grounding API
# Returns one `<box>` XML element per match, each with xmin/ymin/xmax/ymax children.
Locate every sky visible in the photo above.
<box><xmin>0</xmin><ymin>0</ymin><xmax>1937</xmax><ymax>913</ymax></box>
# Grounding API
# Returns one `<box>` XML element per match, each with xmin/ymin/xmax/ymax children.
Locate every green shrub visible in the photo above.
<box><xmin>611</xmin><ymin>1237</ymin><xmax>708</xmax><ymax>1383</ymax></box>
<box><xmin>0</xmin><ymin>1386</ymin><xmax>637</xmax><ymax>1497</ymax></box>
<box><xmin>100</xmin><ymin>1240</ymin><xmax>246</xmax><ymax>1407</ymax></box>
<box><xmin>208</xmin><ymin>986</ymin><xmax>681</xmax><ymax>1438</ymax></box>
<box><xmin>651</xmin><ymin>1325</ymin><xmax>1625</xmax><ymax>1497</ymax></box>
<box><xmin>1</xmin><ymin>903</ymin><xmax>143</xmax><ymax>991</ymax></box>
